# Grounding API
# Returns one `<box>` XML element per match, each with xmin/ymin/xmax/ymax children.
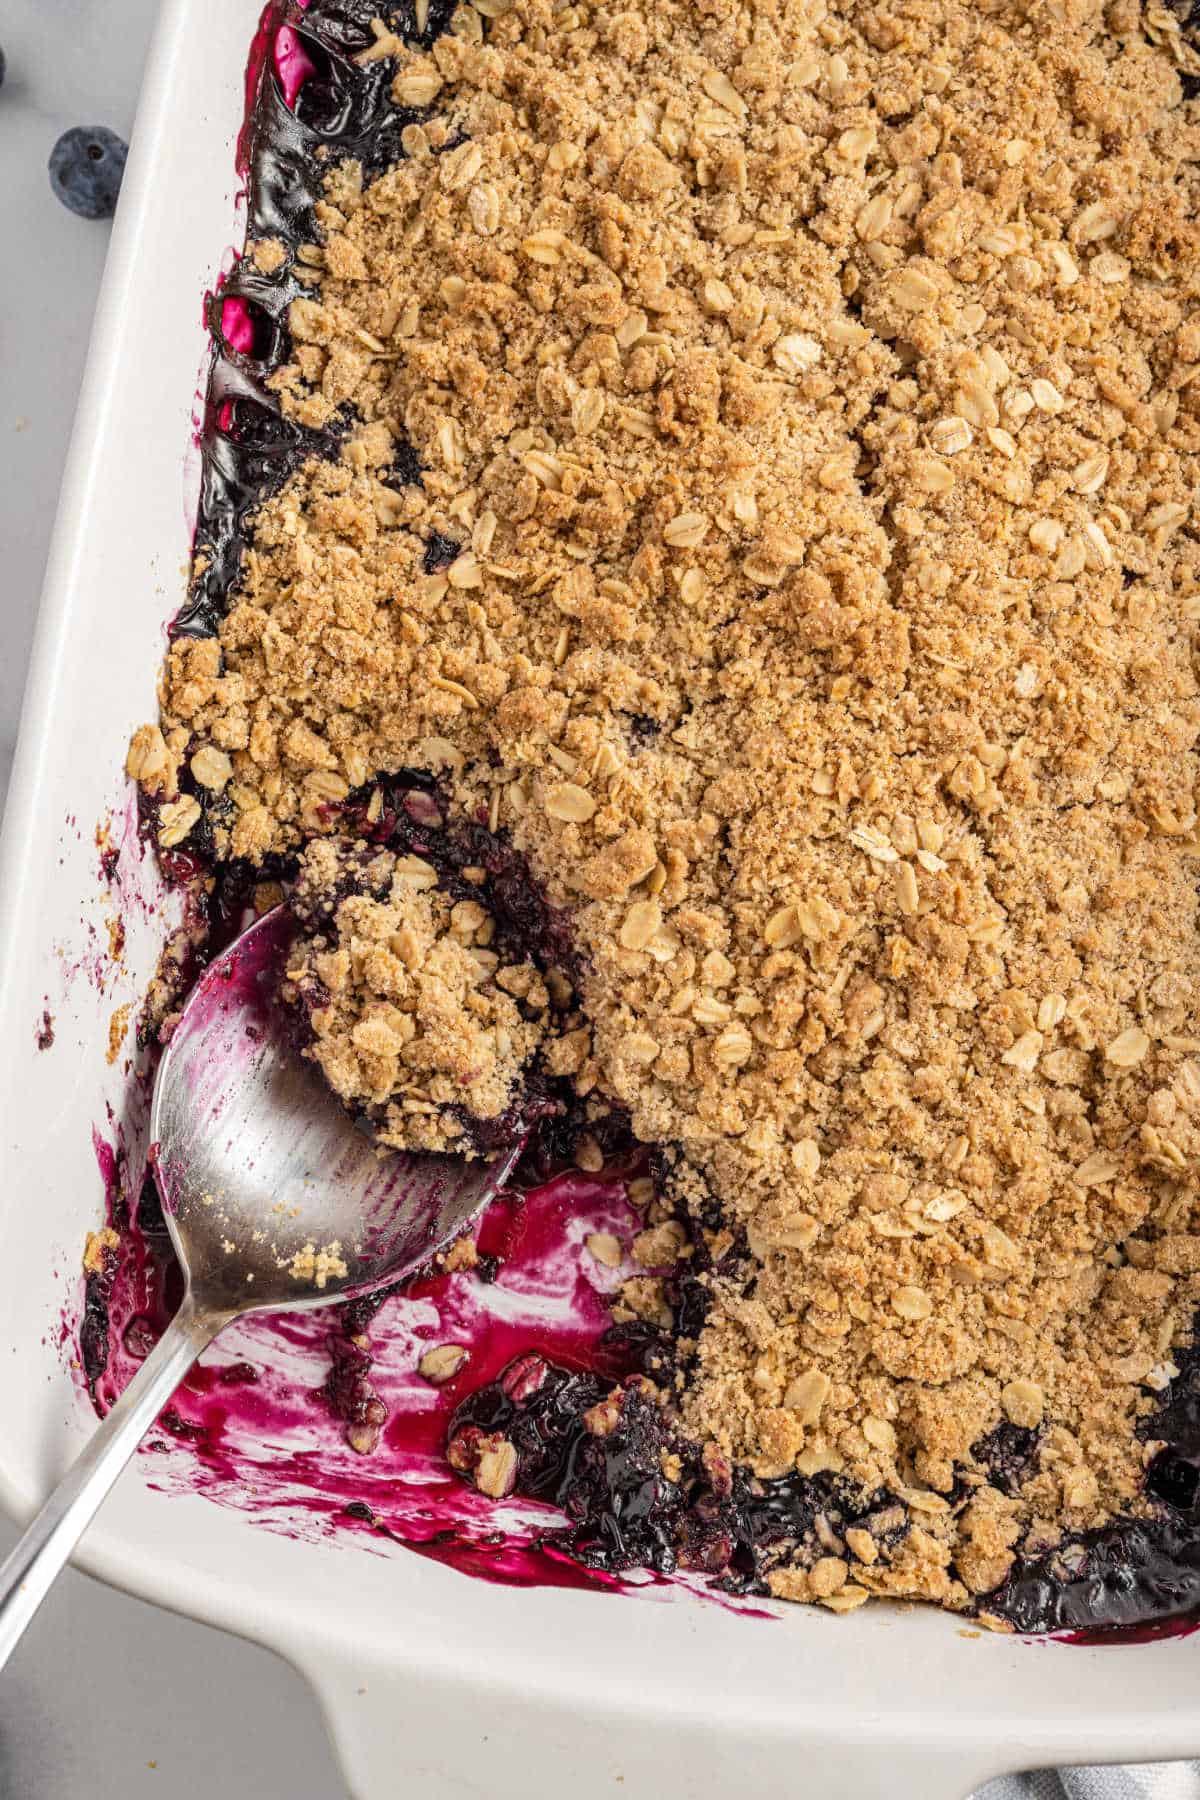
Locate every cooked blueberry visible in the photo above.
<box><xmin>79</xmin><ymin>1274</ymin><xmax>112</xmax><ymax>1398</ymax></box>
<box><xmin>49</xmin><ymin>126</ymin><xmax>128</xmax><ymax>220</ymax></box>
<box><xmin>423</xmin><ymin>531</ymin><xmax>462</xmax><ymax>573</ymax></box>
<box><xmin>972</xmin><ymin>1422</ymin><xmax>1041</xmax><ymax>1497</ymax></box>
<box><xmin>627</xmin><ymin>714</ymin><xmax>661</xmax><ymax>749</ymax></box>
<box><xmin>1145</xmin><ymin>1449</ymin><xmax>1200</xmax><ymax>1513</ymax></box>
<box><xmin>386</xmin><ymin>441</ymin><xmax>424</xmax><ymax>489</ymax></box>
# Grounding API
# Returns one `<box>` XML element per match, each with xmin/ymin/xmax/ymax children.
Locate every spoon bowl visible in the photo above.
<box><xmin>151</xmin><ymin>903</ymin><xmax>522</xmax><ymax>1318</ymax></box>
<box><xmin>0</xmin><ymin>903</ymin><xmax>523</xmax><ymax>1671</ymax></box>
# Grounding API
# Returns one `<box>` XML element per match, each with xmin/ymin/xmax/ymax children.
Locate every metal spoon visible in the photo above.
<box><xmin>0</xmin><ymin>904</ymin><xmax>523</xmax><ymax>1670</ymax></box>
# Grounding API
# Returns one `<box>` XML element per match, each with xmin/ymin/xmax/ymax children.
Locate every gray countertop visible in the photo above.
<box><xmin>0</xmin><ymin>4</ymin><xmax>348</xmax><ymax>1794</ymax></box>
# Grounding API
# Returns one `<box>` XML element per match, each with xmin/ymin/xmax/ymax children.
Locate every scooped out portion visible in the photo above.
<box><xmin>283</xmin><ymin>838</ymin><xmax>552</xmax><ymax>1155</ymax></box>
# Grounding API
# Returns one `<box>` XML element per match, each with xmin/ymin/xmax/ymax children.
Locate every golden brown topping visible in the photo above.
<box><xmin>282</xmin><ymin>840</ymin><xmax>551</xmax><ymax>1154</ymax></box>
<box><xmin>132</xmin><ymin>0</ymin><xmax>1200</xmax><ymax>1615</ymax></box>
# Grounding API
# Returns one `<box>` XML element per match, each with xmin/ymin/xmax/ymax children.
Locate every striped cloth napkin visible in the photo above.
<box><xmin>978</xmin><ymin>1767</ymin><xmax>1200</xmax><ymax>1800</ymax></box>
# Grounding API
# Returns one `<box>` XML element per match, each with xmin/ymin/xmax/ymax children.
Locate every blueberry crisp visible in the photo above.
<box><xmin>123</xmin><ymin>0</ymin><xmax>1200</xmax><ymax>1628</ymax></box>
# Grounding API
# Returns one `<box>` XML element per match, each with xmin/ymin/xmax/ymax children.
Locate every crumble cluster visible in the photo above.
<box><xmin>285</xmin><ymin>1239</ymin><xmax>350</xmax><ymax>1288</ymax></box>
<box><xmin>283</xmin><ymin>837</ymin><xmax>550</xmax><ymax>1152</ymax></box>
<box><xmin>131</xmin><ymin>0</ymin><xmax>1200</xmax><ymax>1613</ymax></box>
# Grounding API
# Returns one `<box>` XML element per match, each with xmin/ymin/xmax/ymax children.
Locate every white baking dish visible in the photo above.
<box><xmin>0</xmin><ymin>4</ymin><xmax>1195</xmax><ymax>1795</ymax></box>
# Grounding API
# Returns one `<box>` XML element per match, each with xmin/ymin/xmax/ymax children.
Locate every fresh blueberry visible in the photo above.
<box><xmin>48</xmin><ymin>126</ymin><xmax>128</xmax><ymax>220</ymax></box>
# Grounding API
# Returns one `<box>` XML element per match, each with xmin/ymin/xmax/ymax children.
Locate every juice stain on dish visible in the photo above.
<box><xmin>87</xmin><ymin>1146</ymin><xmax>713</xmax><ymax>1600</ymax></box>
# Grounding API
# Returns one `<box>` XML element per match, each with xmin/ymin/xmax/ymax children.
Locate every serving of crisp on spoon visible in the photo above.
<box><xmin>0</xmin><ymin>905</ymin><xmax>522</xmax><ymax>1671</ymax></box>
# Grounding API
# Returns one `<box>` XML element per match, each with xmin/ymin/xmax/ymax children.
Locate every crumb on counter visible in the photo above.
<box><xmin>106</xmin><ymin>1002</ymin><xmax>131</xmax><ymax>1065</ymax></box>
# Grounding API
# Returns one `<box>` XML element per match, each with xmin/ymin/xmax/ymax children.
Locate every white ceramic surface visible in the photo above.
<box><xmin>0</xmin><ymin>6</ymin><xmax>1196</xmax><ymax>1799</ymax></box>
<box><xmin>0</xmin><ymin>5</ymin><xmax>350</xmax><ymax>1792</ymax></box>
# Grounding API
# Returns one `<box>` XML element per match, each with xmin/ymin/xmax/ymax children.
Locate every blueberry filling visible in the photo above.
<box><xmin>180</xmin><ymin>0</ymin><xmax>440</xmax><ymax>643</ymax></box>
<box><xmin>448</xmin><ymin>1363</ymin><xmax>702</xmax><ymax>1575</ymax></box>
<box><xmin>325</xmin><ymin>1333</ymin><xmax>390</xmax><ymax>1456</ymax></box>
<box><xmin>422</xmin><ymin>531</ymin><xmax>463</xmax><ymax>574</ymax></box>
<box><xmin>971</xmin><ymin>1423</ymin><xmax>1042</xmax><ymax>1500</ymax></box>
<box><xmin>79</xmin><ymin>1273</ymin><xmax>115</xmax><ymax>1401</ymax></box>
<box><xmin>447</xmin><ymin>1355</ymin><xmax>910</xmax><ymax>1590</ymax></box>
<box><xmin>178</xmin><ymin>384</ymin><xmax>354</xmax><ymax>641</ymax></box>
<box><xmin>985</xmin><ymin>1333</ymin><xmax>1200</xmax><ymax>1634</ymax></box>
<box><xmin>440</xmin><ymin>1323</ymin><xmax>1200</xmax><ymax>1630</ymax></box>
<box><xmin>340</xmin><ymin>773</ymin><xmax>583</xmax><ymax>984</ymax></box>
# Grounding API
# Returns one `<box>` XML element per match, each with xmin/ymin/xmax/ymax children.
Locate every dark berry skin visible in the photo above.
<box><xmin>422</xmin><ymin>531</ymin><xmax>462</xmax><ymax>573</ymax></box>
<box><xmin>971</xmin><ymin>1422</ymin><xmax>1041</xmax><ymax>1498</ymax></box>
<box><xmin>49</xmin><ymin>126</ymin><xmax>128</xmax><ymax>221</ymax></box>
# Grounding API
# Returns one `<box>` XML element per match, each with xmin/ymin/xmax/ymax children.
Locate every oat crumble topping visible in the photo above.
<box><xmin>130</xmin><ymin>0</ymin><xmax>1200</xmax><ymax>1612</ymax></box>
<box><xmin>286</xmin><ymin>1238</ymin><xmax>351</xmax><ymax>1289</ymax></box>
<box><xmin>284</xmin><ymin>837</ymin><xmax>552</xmax><ymax>1150</ymax></box>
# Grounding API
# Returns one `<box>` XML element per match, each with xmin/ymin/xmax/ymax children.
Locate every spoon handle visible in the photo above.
<box><xmin>0</xmin><ymin>1294</ymin><xmax>224</xmax><ymax>1672</ymax></box>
